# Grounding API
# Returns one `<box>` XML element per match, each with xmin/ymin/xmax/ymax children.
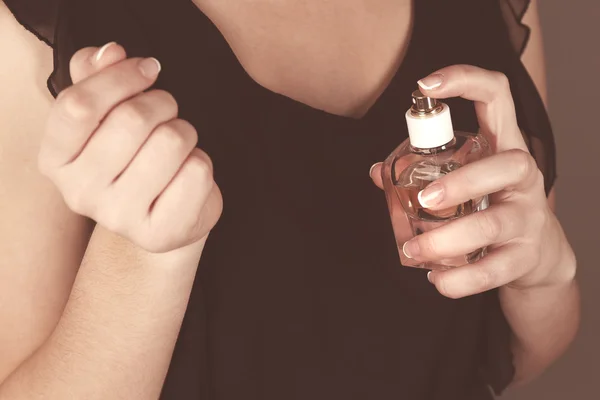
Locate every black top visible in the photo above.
<box><xmin>6</xmin><ymin>0</ymin><xmax>557</xmax><ymax>399</ymax></box>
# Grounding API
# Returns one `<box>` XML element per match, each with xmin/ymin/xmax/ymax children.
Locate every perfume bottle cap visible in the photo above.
<box><xmin>411</xmin><ymin>90</ymin><xmax>442</xmax><ymax>113</ymax></box>
<box><xmin>405</xmin><ymin>89</ymin><xmax>455</xmax><ymax>149</ymax></box>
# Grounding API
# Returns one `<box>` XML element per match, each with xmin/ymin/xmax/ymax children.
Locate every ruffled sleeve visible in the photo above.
<box><xmin>497</xmin><ymin>0</ymin><xmax>557</xmax><ymax>194</ymax></box>
<box><xmin>499</xmin><ymin>0</ymin><xmax>532</xmax><ymax>56</ymax></box>
<box><xmin>4</xmin><ymin>0</ymin><xmax>153</xmax><ymax>98</ymax></box>
<box><xmin>4</xmin><ymin>0</ymin><xmax>64</xmax><ymax>97</ymax></box>
<box><xmin>3</xmin><ymin>0</ymin><xmax>61</xmax><ymax>46</ymax></box>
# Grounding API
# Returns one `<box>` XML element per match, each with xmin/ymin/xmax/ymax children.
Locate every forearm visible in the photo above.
<box><xmin>500</xmin><ymin>255</ymin><xmax>580</xmax><ymax>386</ymax></box>
<box><xmin>0</xmin><ymin>225</ymin><xmax>204</xmax><ymax>399</ymax></box>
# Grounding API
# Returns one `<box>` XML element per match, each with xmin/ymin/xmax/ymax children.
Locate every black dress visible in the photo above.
<box><xmin>5</xmin><ymin>0</ymin><xmax>557</xmax><ymax>399</ymax></box>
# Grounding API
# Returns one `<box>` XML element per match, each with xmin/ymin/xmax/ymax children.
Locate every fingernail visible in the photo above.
<box><xmin>403</xmin><ymin>240</ymin><xmax>420</xmax><ymax>259</ymax></box>
<box><xmin>369</xmin><ymin>162</ymin><xmax>380</xmax><ymax>178</ymax></box>
<box><xmin>138</xmin><ymin>57</ymin><xmax>162</xmax><ymax>78</ymax></box>
<box><xmin>418</xmin><ymin>183</ymin><xmax>444</xmax><ymax>208</ymax></box>
<box><xmin>93</xmin><ymin>41</ymin><xmax>117</xmax><ymax>63</ymax></box>
<box><xmin>427</xmin><ymin>271</ymin><xmax>433</xmax><ymax>283</ymax></box>
<box><xmin>417</xmin><ymin>73</ymin><xmax>444</xmax><ymax>90</ymax></box>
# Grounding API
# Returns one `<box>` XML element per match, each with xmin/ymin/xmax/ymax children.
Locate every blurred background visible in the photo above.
<box><xmin>504</xmin><ymin>1</ymin><xmax>600</xmax><ymax>399</ymax></box>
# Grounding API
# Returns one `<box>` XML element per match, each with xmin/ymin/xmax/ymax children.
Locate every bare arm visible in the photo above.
<box><xmin>0</xmin><ymin>3</ymin><xmax>212</xmax><ymax>398</ymax></box>
<box><xmin>502</xmin><ymin>0</ymin><xmax>580</xmax><ymax>386</ymax></box>
<box><xmin>0</xmin><ymin>0</ymin><xmax>93</xmax><ymax>382</ymax></box>
<box><xmin>1</xmin><ymin>228</ymin><xmax>206</xmax><ymax>399</ymax></box>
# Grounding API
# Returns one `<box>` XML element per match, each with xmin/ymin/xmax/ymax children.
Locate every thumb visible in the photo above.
<box><xmin>369</xmin><ymin>162</ymin><xmax>384</xmax><ymax>190</ymax></box>
<box><xmin>69</xmin><ymin>41</ymin><xmax>127</xmax><ymax>85</ymax></box>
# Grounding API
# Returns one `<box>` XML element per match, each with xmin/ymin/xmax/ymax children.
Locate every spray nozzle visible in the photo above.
<box><xmin>410</xmin><ymin>89</ymin><xmax>443</xmax><ymax>115</ymax></box>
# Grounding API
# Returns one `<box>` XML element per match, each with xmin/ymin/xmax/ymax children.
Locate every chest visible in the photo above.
<box><xmin>192</xmin><ymin>0</ymin><xmax>414</xmax><ymax>118</ymax></box>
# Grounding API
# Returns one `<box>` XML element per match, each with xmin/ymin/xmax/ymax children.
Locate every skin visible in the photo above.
<box><xmin>0</xmin><ymin>0</ymin><xmax>578</xmax><ymax>397</ymax></box>
<box><xmin>368</xmin><ymin>1</ymin><xmax>579</xmax><ymax>387</ymax></box>
<box><xmin>370</xmin><ymin>64</ymin><xmax>578</xmax><ymax>384</ymax></box>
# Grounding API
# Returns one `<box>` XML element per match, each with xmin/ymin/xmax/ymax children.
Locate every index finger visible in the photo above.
<box><xmin>40</xmin><ymin>56</ymin><xmax>162</xmax><ymax>171</ymax></box>
<box><xmin>417</xmin><ymin>64</ymin><xmax>528</xmax><ymax>153</ymax></box>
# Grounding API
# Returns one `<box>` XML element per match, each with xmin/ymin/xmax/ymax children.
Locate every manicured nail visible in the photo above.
<box><xmin>93</xmin><ymin>41</ymin><xmax>117</xmax><ymax>63</ymax></box>
<box><xmin>138</xmin><ymin>57</ymin><xmax>162</xmax><ymax>78</ymax></box>
<box><xmin>403</xmin><ymin>240</ymin><xmax>420</xmax><ymax>259</ymax></box>
<box><xmin>418</xmin><ymin>183</ymin><xmax>444</xmax><ymax>208</ymax></box>
<box><xmin>427</xmin><ymin>271</ymin><xmax>433</xmax><ymax>283</ymax></box>
<box><xmin>417</xmin><ymin>73</ymin><xmax>444</xmax><ymax>90</ymax></box>
<box><xmin>369</xmin><ymin>162</ymin><xmax>380</xmax><ymax>178</ymax></box>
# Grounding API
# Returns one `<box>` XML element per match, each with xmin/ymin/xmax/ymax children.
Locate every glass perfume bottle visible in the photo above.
<box><xmin>381</xmin><ymin>89</ymin><xmax>492</xmax><ymax>270</ymax></box>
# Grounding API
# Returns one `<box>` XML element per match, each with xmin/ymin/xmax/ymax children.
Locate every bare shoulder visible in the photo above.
<box><xmin>1</xmin><ymin>0</ymin><xmax>56</xmax><ymax>104</ymax></box>
<box><xmin>0</xmin><ymin>0</ymin><xmax>93</xmax><ymax>384</ymax></box>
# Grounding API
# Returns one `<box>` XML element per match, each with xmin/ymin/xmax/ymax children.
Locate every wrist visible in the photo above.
<box><xmin>89</xmin><ymin>225</ymin><xmax>207</xmax><ymax>274</ymax></box>
<box><xmin>507</xmin><ymin>246</ymin><xmax>577</xmax><ymax>294</ymax></box>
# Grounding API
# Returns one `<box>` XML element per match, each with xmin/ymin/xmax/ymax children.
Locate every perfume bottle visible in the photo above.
<box><xmin>381</xmin><ymin>89</ymin><xmax>492</xmax><ymax>270</ymax></box>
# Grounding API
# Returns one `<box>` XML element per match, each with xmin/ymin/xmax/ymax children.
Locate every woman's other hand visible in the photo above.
<box><xmin>39</xmin><ymin>42</ymin><xmax>223</xmax><ymax>253</ymax></box>
<box><xmin>370</xmin><ymin>64</ymin><xmax>576</xmax><ymax>299</ymax></box>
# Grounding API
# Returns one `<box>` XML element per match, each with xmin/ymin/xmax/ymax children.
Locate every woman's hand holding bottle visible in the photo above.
<box><xmin>370</xmin><ymin>65</ymin><xmax>576</xmax><ymax>299</ymax></box>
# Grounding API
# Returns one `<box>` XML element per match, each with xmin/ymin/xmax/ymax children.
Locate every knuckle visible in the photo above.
<box><xmin>157</xmin><ymin>124</ymin><xmax>185</xmax><ymax>148</ymax></box>
<box><xmin>177</xmin><ymin>119</ymin><xmax>199</xmax><ymax>143</ymax></box>
<box><xmin>196</xmin><ymin>148</ymin><xmax>214</xmax><ymax>171</ymax></box>
<box><xmin>493</xmin><ymin>71</ymin><xmax>510</xmax><ymax>91</ymax></box>
<box><xmin>180</xmin><ymin>210</ymin><xmax>208</xmax><ymax>245</ymax></box>
<box><xmin>436</xmin><ymin>277</ymin><xmax>453</xmax><ymax>298</ymax></box>
<box><xmin>151</xmin><ymin>90</ymin><xmax>179</xmax><ymax>115</ymax></box>
<box><xmin>99</xmin><ymin>208</ymin><xmax>126</xmax><ymax>233</ymax></box>
<box><xmin>55</xmin><ymin>88</ymin><xmax>96</xmax><ymax>123</ymax></box>
<box><xmin>560</xmin><ymin>249</ymin><xmax>577</xmax><ymax>282</ymax></box>
<box><xmin>96</xmin><ymin>198</ymin><xmax>130</xmax><ymax>234</ymax></box>
<box><xmin>187</xmin><ymin>215</ymin><xmax>206</xmax><ymax>241</ymax></box>
<box><xmin>459</xmin><ymin>168</ymin><xmax>477</xmax><ymax>188</ymax></box>
<box><xmin>507</xmin><ymin>148</ymin><xmax>536</xmax><ymax>182</ymax></box>
<box><xmin>454</xmin><ymin>65</ymin><xmax>470</xmax><ymax>86</ymax></box>
<box><xmin>114</xmin><ymin>102</ymin><xmax>149</xmax><ymax>127</ymax></box>
<box><xmin>156</xmin><ymin>120</ymin><xmax>197</xmax><ymax>152</ymax></box>
<box><xmin>179</xmin><ymin>120</ymin><xmax>200</xmax><ymax>148</ymax></box>
<box><xmin>418</xmin><ymin>233</ymin><xmax>440</xmax><ymax>259</ymax></box>
<box><xmin>530</xmin><ymin>207</ymin><xmax>549</xmax><ymax>231</ymax></box>
<box><xmin>186</xmin><ymin>151</ymin><xmax>214</xmax><ymax>182</ymax></box>
<box><xmin>474</xmin><ymin>210</ymin><xmax>503</xmax><ymax>243</ymax></box>
<box><xmin>436</xmin><ymin>277</ymin><xmax>461</xmax><ymax>300</ymax></box>
<box><xmin>473</xmin><ymin>267</ymin><xmax>494</xmax><ymax>293</ymax></box>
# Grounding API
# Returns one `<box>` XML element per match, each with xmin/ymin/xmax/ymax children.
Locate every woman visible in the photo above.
<box><xmin>0</xmin><ymin>0</ymin><xmax>579</xmax><ymax>399</ymax></box>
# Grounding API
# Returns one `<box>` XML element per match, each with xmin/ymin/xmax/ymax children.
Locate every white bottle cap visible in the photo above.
<box><xmin>405</xmin><ymin>91</ymin><xmax>455</xmax><ymax>149</ymax></box>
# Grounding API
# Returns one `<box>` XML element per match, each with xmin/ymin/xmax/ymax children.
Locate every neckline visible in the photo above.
<box><xmin>189</xmin><ymin>0</ymin><xmax>420</xmax><ymax>123</ymax></box>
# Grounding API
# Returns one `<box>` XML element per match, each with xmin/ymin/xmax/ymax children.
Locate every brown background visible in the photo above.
<box><xmin>504</xmin><ymin>1</ymin><xmax>599</xmax><ymax>399</ymax></box>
